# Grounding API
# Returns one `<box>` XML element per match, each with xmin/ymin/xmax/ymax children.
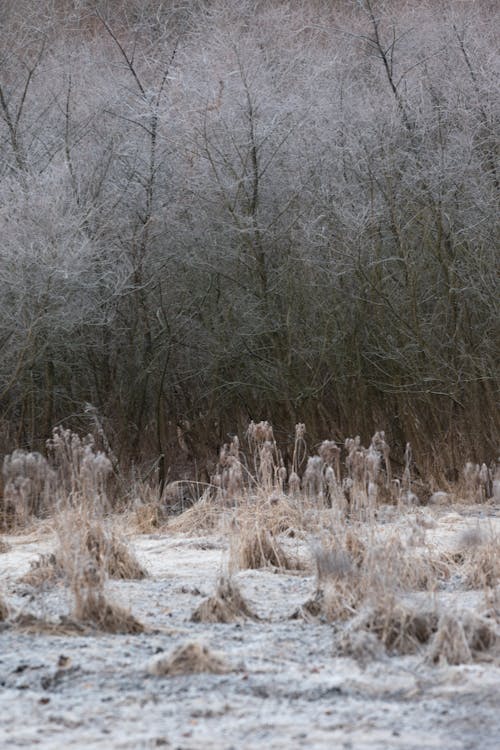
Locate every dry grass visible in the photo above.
<box><xmin>292</xmin><ymin>582</ymin><xmax>361</xmax><ymax>623</ymax></box>
<box><xmin>2</xmin><ymin>420</ymin><xmax>499</xmax><ymax>668</ymax></box>
<box><xmin>148</xmin><ymin>642</ymin><xmax>231</xmax><ymax>676</ymax></box>
<box><xmin>292</xmin><ymin>530</ymin><xmax>366</xmax><ymax>622</ymax></box>
<box><xmin>462</xmin><ymin>536</ymin><xmax>500</xmax><ymax>590</ymax></box>
<box><xmin>357</xmin><ymin>600</ymin><xmax>439</xmax><ymax>655</ymax></box>
<box><xmin>82</xmin><ymin>523</ymin><xmax>147</xmax><ymax>580</ymax></box>
<box><xmin>168</xmin><ymin>491</ymin><xmax>223</xmax><ymax>534</ymax></box>
<box><xmin>168</xmin><ymin>486</ymin><xmax>305</xmax><ymax>538</ymax></box>
<box><xmin>0</xmin><ymin>593</ymin><xmax>9</xmax><ymax>621</ymax></box>
<box><xmin>76</xmin><ymin>595</ymin><xmax>145</xmax><ymax>634</ymax></box>
<box><xmin>295</xmin><ymin>523</ymin><xmax>446</xmax><ymax>625</ymax></box>
<box><xmin>12</xmin><ymin>613</ymin><xmax>90</xmax><ymax>636</ymax></box>
<box><xmin>0</xmin><ymin>537</ymin><xmax>10</xmax><ymax>553</ymax></box>
<box><xmin>333</xmin><ymin>626</ymin><xmax>385</xmax><ymax>663</ymax></box>
<box><xmin>133</xmin><ymin>501</ymin><xmax>166</xmax><ymax>534</ymax></box>
<box><xmin>229</xmin><ymin>525</ymin><xmax>300</xmax><ymax>572</ymax></box>
<box><xmin>20</xmin><ymin>523</ymin><xmax>147</xmax><ymax>587</ymax></box>
<box><xmin>427</xmin><ymin>612</ymin><xmax>499</xmax><ymax>665</ymax></box>
<box><xmin>244</xmin><ymin>495</ymin><xmax>305</xmax><ymax>536</ymax></box>
<box><xmin>3</xmin><ymin>427</ymin><xmax>145</xmax><ymax>634</ymax></box>
<box><xmin>332</xmin><ymin>599</ymin><xmax>496</xmax><ymax>666</ymax></box>
<box><xmin>191</xmin><ymin>576</ymin><xmax>258</xmax><ymax>623</ymax></box>
<box><xmin>441</xmin><ymin>527</ymin><xmax>500</xmax><ymax>590</ymax></box>
<box><xmin>20</xmin><ymin>553</ymin><xmax>63</xmax><ymax>587</ymax></box>
<box><xmin>72</xmin><ymin>565</ymin><xmax>145</xmax><ymax>633</ymax></box>
<box><xmin>369</xmin><ymin>536</ymin><xmax>447</xmax><ymax>593</ymax></box>
<box><xmin>44</xmin><ymin>428</ymin><xmax>145</xmax><ymax>630</ymax></box>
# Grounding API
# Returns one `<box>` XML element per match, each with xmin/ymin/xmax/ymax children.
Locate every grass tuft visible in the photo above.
<box><xmin>356</xmin><ymin>600</ymin><xmax>438</xmax><ymax>655</ymax></box>
<box><xmin>0</xmin><ymin>593</ymin><xmax>9</xmax><ymax>621</ymax></box>
<box><xmin>72</xmin><ymin>564</ymin><xmax>145</xmax><ymax>633</ymax></box>
<box><xmin>148</xmin><ymin>641</ymin><xmax>231</xmax><ymax>676</ymax></box>
<box><xmin>427</xmin><ymin>612</ymin><xmax>498</xmax><ymax>665</ymax></box>
<box><xmin>191</xmin><ymin>576</ymin><xmax>258</xmax><ymax>623</ymax></box>
<box><xmin>230</xmin><ymin>525</ymin><xmax>300</xmax><ymax>571</ymax></box>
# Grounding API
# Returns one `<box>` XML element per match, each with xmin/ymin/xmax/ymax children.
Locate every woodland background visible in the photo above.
<box><xmin>0</xmin><ymin>0</ymin><xmax>498</xmax><ymax>479</ymax></box>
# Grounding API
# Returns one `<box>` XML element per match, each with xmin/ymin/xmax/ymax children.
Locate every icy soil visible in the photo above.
<box><xmin>1</xmin><ymin>512</ymin><xmax>500</xmax><ymax>749</ymax></box>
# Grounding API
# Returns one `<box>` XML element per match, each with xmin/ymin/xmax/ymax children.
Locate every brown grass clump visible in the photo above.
<box><xmin>169</xmin><ymin>487</ymin><xmax>305</xmax><ymax>539</ymax></box>
<box><xmin>444</xmin><ymin>528</ymin><xmax>500</xmax><ymax>589</ymax></box>
<box><xmin>0</xmin><ymin>538</ymin><xmax>10</xmax><ymax>553</ymax></box>
<box><xmin>359</xmin><ymin>600</ymin><xmax>438</xmax><ymax>655</ymax></box>
<box><xmin>462</xmin><ymin>536</ymin><xmax>500</xmax><ymax>590</ymax></box>
<box><xmin>293</xmin><ymin>582</ymin><xmax>361</xmax><ymax>623</ymax></box>
<box><xmin>366</xmin><ymin>534</ymin><xmax>445</xmax><ymax>594</ymax></box>
<box><xmin>168</xmin><ymin>491</ymin><xmax>222</xmax><ymax>534</ymax></box>
<box><xmin>77</xmin><ymin>595</ymin><xmax>145</xmax><ymax>634</ymax></box>
<box><xmin>83</xmin><ymin>523</ymin><xmax>147</xmax><ymax>580</ymax></box>
<box><xmin>344</xmin><ymin>530</ymin><xmax>366</xmax><ymax>567</ymax></box>
<box><xmin>191</xmin><ymin>576</ymin><xmax>258</xmax><ymax>623</ymax></box>
<box><xmin>427</xmin><ymin>614</ymin><xmax>472</xmax><ymax>665</ymax></box>
<box><xmin>133</xmin><ymin>500</ymin><xmax>166</xmax><ymax>533</ymax></box>
<box><xmin>12</xmin><ymin>613</ymin><xmax>90</xmax><ymax>636</ymax></box>
<box><xmin>291</xmin><ymin>588</ymin><xmax>326</xmax><ymax>621</ymax></box>
<box><xmin>0</xmin><ymin>593</ymin><xmax>9</xmax><ymax>621</ymax></box>
<box><xmin>296</xmin><ymin>523</ymin><xmax>446</xmax><ymax>624</ymax></box>
<box><xmin>253</xmin><ymin>495</ymin><xmax>305</xmax><ymax>536</ymax></box>
<box><xmin>230</xmin><ymin>526</ymin><xmax>299</xmax><ymax>571</ymax></box>
<box><xmin>427</xmin><ymin>612</ymin><xmax>499</xmax><ymax>665</ymax></box>
<box><xmin>20</xmin><ymin>524</ymin><xmax>147</xmax><ymax>587</ymax></box>
<box><xmin>20</xmin><ymin>553</ymin><xmax>63</xmax><ymax>587</ymax></box>
<box><xmin>293</xmin><ymin>533</ymin><xmax>365</xmax><ymax>622</ymax></box>
<box><xmin>72</xmin><ymin>564</ymin><xmax>144</xmax><ymax>634</ymax></box>
<box><xmin>45</xmin><ymin>431</ymin><xmax>146</xmax><ymax>632</ymax></box>
<box><xmin>2</xmin><ymin>449</ymin><xmax>54</xmax><ymax>528</ymax></box>
<box><xmin>322</xmin><ymin>580</ymin><xmax>361</xmax><ymax>621</ymax></box>
<box><xmin>314</xmin><ymin>530</ymin><xmax>365</xmax><ymax>582</ymax></box>
<box><xmin>333</xmin><ymin>626</ymin><xmax>385</xmax><ymax>663</ymax></box>
<box><xmin>148</xmin><ymin>642</ymin><xmax>231</xmax><ymax>676</ymax></box>
<box><xmin>466</xmin><ymin>614</ymin><xmax>499</xmax><ymax>653</ymax></box>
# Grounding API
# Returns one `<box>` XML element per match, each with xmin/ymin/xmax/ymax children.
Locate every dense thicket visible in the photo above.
<box><xmin>0</xmin><ymin>0</ymin><xmax>498</xmax><ymax>476</ymax></box>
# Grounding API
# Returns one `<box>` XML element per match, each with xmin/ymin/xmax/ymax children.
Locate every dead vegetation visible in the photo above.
<box><xmin>167</xmin><ymin>490</ymin><xmax>223</xmax><ymax>535</ymax></box>
<box><xmin>292</xmin><ymin>532</ymin><xmax>366</xmax><ymax>622</ymax></box>
<box><xmin>191</xmin><ymin>576</ymin><xmax>258</xmax><ymax>623</ymax></box>
<box><xmin>293</xmin><ymin>522</ymin><xmax>448</xmax><ymax>625</ymax></box>
<box><xmin>0</xmin><ymin>593</ymin><xmax>9</xmax><ymax>621</ymax></box>
<box><xmin>48</xmin><ymin>429</ymin><xmax>145</xmax><ymax>631</ymax></box>
<box><xmin>229</xmin><ymin>525</ymin><xmax>301</xmax><ymax>572</ymax></box>
<box><xmin>148</xmin><ymin>642</ymin><xmax>231</xmax><ymax>676</ymax></box>
<box><xmin>81</xmin><ymin>523</ymin><xmax>147</xmax><ymax>580</ymax></box>
<box><xmin>333</xmin><ymin>626</ymin><xmax>384</xmax><ymax>663</ymax></box>
<box><xmin>0</xmin><ymin>538</ymin><xmax>10</xmax><ymax>553</ymax></box>
<box><xmin>439</xmin><ymin>526</ymin><xmax>500</xmax><ymax>590</ymax></box>
<box><xmin>12</xmin><ymin>613</ymin><xmax>90</xmax><ymax>636</ymax></box>
<box><xmin>73</xmin><ymin>579</ymin><xmax>145</xmax><ymax>634</ymax></box>
<box><xmin>1</xmin><ymin>420</ymin><xmax>499</xmax><ymax>673</ymax></box>
<box><xmin>133</xmin><ymin>499</ymin><xmax>166</xmax><ymax>534</ymax></box>
<box><xmin>20</xmin><ymin>553</ymin><xmax>63</xmax><ymax>587</ymax></box>
<box><xmin>1</xmin><ymin>449</ymin><xmax>54</xmax><ymax>529</ymax></box>
<box><xmin>461</xmin><ymin>534</ymin><xmax>500</xmax><ymax>590</ymax></box>
<box><xmin>358</xmin><ymin>600</ymin><xmax>439</xmax><ymax>655</ymax></box>
<box><xmin>293</xmin><ymin>582</ymin><xmax>361</xmax><ymax>623</ymax></box>
<box><xmin>7</xmin><ymin>428</ymin><xmax>145</xmax><ymax>632</ymax></box>
<box><xmin>427</xmin><ymin>612</ymin><xmax>499</xmax><ymax>665</ymax></box>
<box><xmin>21</xmin><ymin>524</ymin><xmax>146</xmax><ymax>588</ymax></box>
<box><xmin>167</xmin><ymin>422</ymin><xmax>496</xmax><ymax>555</ymax></box>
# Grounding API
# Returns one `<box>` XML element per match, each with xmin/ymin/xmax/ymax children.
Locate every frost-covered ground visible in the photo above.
<box><xmin>1</xmin><ymin>510</ymin><xmax>500</xmax><ymax>750</ymax></box>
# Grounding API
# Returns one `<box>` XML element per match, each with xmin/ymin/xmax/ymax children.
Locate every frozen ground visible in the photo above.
<box><xmin>1</xmin><ymin>510</ymin><xmax>500</xmax><ymax>750</ymax></box>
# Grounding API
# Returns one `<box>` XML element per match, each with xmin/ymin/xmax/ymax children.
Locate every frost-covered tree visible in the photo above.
<box><xmin>0</xmin><ymin>0</ymin><xmax>498</xmax><ymax>473</ymax></box>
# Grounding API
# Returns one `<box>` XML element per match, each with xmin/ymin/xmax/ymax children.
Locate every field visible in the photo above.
<box><xmin>1</xmin><ymin>426</ymin><xmax>499</xmax><ymax>749</ymax></box>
